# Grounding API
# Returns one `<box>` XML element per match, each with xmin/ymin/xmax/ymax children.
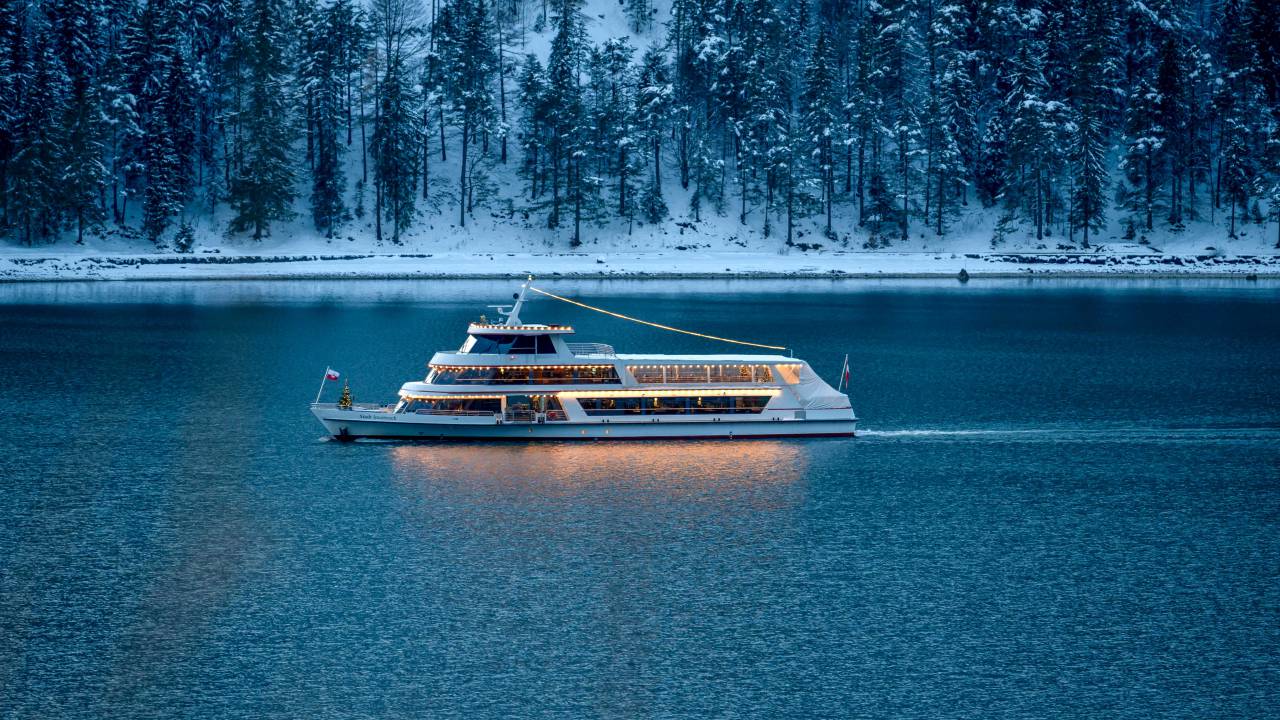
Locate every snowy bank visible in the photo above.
<box><xmin>2</xmin><ymin>249</ymin><xmax>1279</xmax><ymax>281</ymax></box>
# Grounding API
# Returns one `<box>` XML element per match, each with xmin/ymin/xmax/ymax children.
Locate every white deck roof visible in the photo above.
<box><xmin>614</xmin><ymin>354</ymin><xmax>798</xmax><ymax>363</ymax></box>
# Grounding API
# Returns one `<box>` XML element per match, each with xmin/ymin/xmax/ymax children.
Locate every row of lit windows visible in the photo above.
<box><xmin>627</xmin><ymin>364</ymin><xmax>775</xmax><ymax>384</ymax></box>
<box><xmin>398</xmin><ymin>397</ymin><xmax>502</xmax><ymax>414</ymax></box>
<box><xmin>427</xmin><ymin>366</ymin><xmax>622</xmax><ymax>385</ymax></box>
<box><xmin>579</xmin><ymin>396</ymin><xmax>770</xmax><ymax>416</ymax></box>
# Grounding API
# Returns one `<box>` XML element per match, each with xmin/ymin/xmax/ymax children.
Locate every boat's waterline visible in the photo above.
<box><xmin>311</xmin><ymin>406</ymin><xmax>856</xmax><ymax>441</ymax></box>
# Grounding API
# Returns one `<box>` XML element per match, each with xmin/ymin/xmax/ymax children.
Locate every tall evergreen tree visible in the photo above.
<box><xmin>50</xmin><ymin>0</ymin><xmax>106</xmax><ymax>243</ymax></box>
<box><xmin>516</xmin><ymin>53</ymin><xmax>547</xmax><ymax>201</ymax></box>
<box><xmin>1003</xmin><ymin>32</ymin><xmax>1066</xmax><ymax>242</ymax></box>
<box><xmin>10</xmin><ymin>16</ymin><xmax>60</xmax><ymax>243</ymax></box>
<box><xmin>801</xmin><ymin>29</ymin><xmax>838</xmax><ymax>238</ymax></box>
<box><xmin>1215</xmin><ymin>0</ymin><xmax>1264</xmax><ymax>238</ymax></box>
<box><xmin>303</xmin><ymin>0</ymin><xmax>350</xmax><ymax>236</ymax></box>
<box><xmin>635</xmin><ymin>46</ymin><xmax>671</xmax><ymax>224</ymax></box>
<box><xmin>1121</xmin><ymin>72</ymin><xmax>1164</xmax><ymax>235</ymax></box>
<box><xmin>543</xmin><ymin>0</ymin><xmax>586</xmax><ymax>243</ymax></box>
<box><xmin>443</xmin><ymin>0</ymin><xmax>496</xmax><ymax>227</ymax></box>
<box><xmin>1070</xmin><ymin>110</ymin><xmax>1108</xmax><ymax>245</ymax></box>
<box><xmin>369</xmin><ymin>0</ymin><xmax>424</xmax><ymax>242</ymax></box>
<box><xmin>227</xmin><ymin>0</ymin><xmax>295</xmax><ymax>239</ymax></box>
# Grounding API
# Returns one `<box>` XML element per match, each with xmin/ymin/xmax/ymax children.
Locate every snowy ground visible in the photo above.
<box><xmin>3</xmin><ymin>246</ymin><xmax>1279</xmax><ymax>281</ymax></box>
<box><xmin>5</xmin><ymin>176</ymin><xmax>1278</xmax><ymax>280</ymax></box>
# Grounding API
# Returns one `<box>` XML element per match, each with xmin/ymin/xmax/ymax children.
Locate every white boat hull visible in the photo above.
<box><xmin>312</xmin><ymin>406</ymin><xmax>856</xmax><ymax>441</ymax></box>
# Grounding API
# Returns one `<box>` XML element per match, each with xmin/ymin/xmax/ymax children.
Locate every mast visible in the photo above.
<box><xmin>491</xmin><ymin>275</ymin><xmax>533</xmax><ymax>326</ymax></box>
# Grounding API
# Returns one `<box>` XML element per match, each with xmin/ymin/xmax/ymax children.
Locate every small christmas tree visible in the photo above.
<box><xmin>174</xmin><ymin>221</ymin><xmax>196</xmax><ymax>253</ymax></box>
<box><xmin>337</xmin><ymin>381</ymin><xmax>353</xmax><ymax>409</ymax></box>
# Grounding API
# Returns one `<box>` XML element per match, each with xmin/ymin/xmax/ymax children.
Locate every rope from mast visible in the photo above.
<box><xmin>527</xmin><ymin>285</ymin><xmax>787</xmax><ymax>351</ymax></box>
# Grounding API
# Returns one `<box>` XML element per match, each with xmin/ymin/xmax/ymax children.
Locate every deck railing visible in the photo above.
<box><xmin>566</xmin><ymin>342</ymin><xmax>616</xmax><ymax>356</ymax></box>
<box><xmin>434</xmin><ymin>376</ymin><xmax>620</xmax><ymax>385</ymax></box>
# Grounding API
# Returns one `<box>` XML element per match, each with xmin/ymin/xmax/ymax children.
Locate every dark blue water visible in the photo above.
<box><xmin>1</xmin><ymin>280</ymin><xmax>1278</xmax><ymax>718</ymax></box>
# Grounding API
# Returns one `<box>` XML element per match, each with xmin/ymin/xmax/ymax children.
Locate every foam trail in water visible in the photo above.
<box><xmin>857</xmin><ymin>426</ymin><xmax>1280</xmax><ymax>442</ymax></box>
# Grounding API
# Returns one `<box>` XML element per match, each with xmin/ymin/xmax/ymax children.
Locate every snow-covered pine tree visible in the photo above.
<box><xmin>227</xmin><ymin>0</ymin><xmax>296</xmax><ymax>240</ymax></box>
<box><xmin>923</xmin><ymin>0</ymin><xmax>972</xmax><ymax>236</ymax></box>
<box><xmin>1265</xmin><ymin>117</ymin><xmax>1280</xmax><ymax>247</ymax></box>
<box><xmin>1215</xmin><ymin>0</ymin><xmax>1265</xmax><ymax>238</ymax></box>
<box><xmin>846</xmin><ymin>6</ymin><xmax>876</xmax><ymax>225</ymax></box>
<box><xmin>188</xmin><ymin>0</ymin><xmax>239</xmax><ymax>217</ymax></box>
<box><xmin>1070</xmin><ymin>109</ymin><xmax>1107</xmax><ymax>246</ymax></box>
<box><xmin>119</xmin><ymin>0</ymin><xmax>174</xmax><ymax>242</ymax></box>
<box><xmin>516</xmin><ymin>53</ymin><xmax>547</xmax><ymax>201</ymax></box>
<box><xmin>50</xmin><ymin>0</ymin><xmax>106</xmax><ymax>244</ymax></box>
<box><xmin>444</xmin><ymin>0</ymin><xmax>496</xmax><ymax>227</ymax></box>
<box><xmin>1067</xmin><ymin>0</ymin><xmax>1116</xmax><ymax>245</ymax></box>
<box><xmin>1153</xmin><ymin>33</ymin><xmax>1190</xmax><ymax>227</ymax></box>
<box><xmin>0</xmin><ymin>0</ymin><xmax>21</xmax><ymax>231</ymax></box>
<box><xmin>625</xmin><ymin>0</ymin><xmax>653</xmax><ymax>35</ymax></box>
<box><xmin>635</xmin><ymin>46</ymin><xmax>671</xmax><ymax>224</ymax></box>
<box><xmin>733</xmin><ymin>0</ymin><xmax>788</xmax><ymax>237</ymax></box>
<box><xmin>543</xmin><ymin>0</ymin><xmax>587</xmax><ymax>243</ymax></box>
<box><xmin>1003</xmin><ymin>28</ymin><xmax>1067</xmax><ymax>242</ymax></box>
<box><xmin>801</xmin><ymin>28</ymin><xmax>838</xmax><ymax>238</ymax></box>
<box><xmin>98</xmin><ymin>58</ymin><xmax>139</xmax><ymax>228</ymax></box>
<box><xmin>932</xmin><ymin>56</ymin><xmax>970</xmax><ymax>235</ymax></box>
<box><xmin>869</xmin><ymin>0</ymin><xmax>923</xmax><ymax>243</ymax></box>
<box><xmin>1121</xmin><ymin>71</ymin><xmax>1164</xmax><ymax>236</ymax></box>
<box><xmin>1118</xmin><ymin>0</ymin><xmax>1191</xmax><ymax>237</ymax></box>
<box><xmin>9</xmin><ymin>14</ymin><xmax>61</xmax><ymax>243</ymax></box>
<box><xmin>585</xmin><ymin>38</ymin><xmax>636</xmax><ymax>220</ymax></box>
<box><xmin>665</xmin><ymin>0</ymin><xmax>707</xmax><ymax>194</ymax></box>
<box><xmin>369</xmin><ymin>0</ymin><xmax>424</xmax><ymax>243</ymax></box>
<box><xmin>976</xmin><ymin>73</ymin><xmax>1010</xmax><ymax>207</ymax></box>
<box><xmin>303</xmin><ymin>0</ymin><xmax>349</xmax><ymax>237</ymax></box>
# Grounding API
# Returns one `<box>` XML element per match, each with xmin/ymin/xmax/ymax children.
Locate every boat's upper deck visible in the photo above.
<box><xmin>615</xmin><ymin>353</ymin><xmax>796</xmax><ymax>364</ymax></box>
<box><xmin>417</xmin><ymin>282</ymin><xmax>813</xmax><ymax>393</ymax></box>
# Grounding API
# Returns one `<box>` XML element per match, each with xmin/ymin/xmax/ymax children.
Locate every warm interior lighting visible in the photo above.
<box><xmin>430</xmin><ymin>364</ymin><xmax>611</xmax><ymax>371</ymax></box>
<box><xmin>404</xmin><ymin>394</ymin><xmax>507</xmax><ymax>401</ymax></box>
<box><xmin>556</xmin><ymin>389</ymin><xmax>780</xmax><ymax>399</ymax></box>
<box><xmin>468</xmin><ymin>323</ymin><xmax>573</xmax><ymax>331</ymax></box>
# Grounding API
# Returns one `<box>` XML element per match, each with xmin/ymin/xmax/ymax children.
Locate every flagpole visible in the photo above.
<box><xmin>315</xmin><ymin>370</ymin><xmax>328</xmax><ymax>404</ymax></box>
<box><xmin>839</xmin><ymin>354</ymin><xmax>849</xmax><ymax>392</ymax></box>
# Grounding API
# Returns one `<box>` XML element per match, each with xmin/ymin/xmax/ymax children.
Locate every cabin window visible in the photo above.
<box><xmin>427</xmin><ymin>365</ymin><xmax>621</xmax><ymax>385</ymax></box>
<box><xmin>467</xmin><ymin>334</ymin><xmax>556</xmax><ymax>354</ymax></box>
<box><xmin>399</xmin><ymin>397</ymin><xmax>501</xmax><ymax>414</ymax></box>
<box><xmin>579</xmin><ymin>395</ymin><xmax>770</xmax><ymax>415</ymax></box>
<box><xmin>627</xmin><ymin>364</ymin><xmax>775</xmax><ymax>384</ymax></box>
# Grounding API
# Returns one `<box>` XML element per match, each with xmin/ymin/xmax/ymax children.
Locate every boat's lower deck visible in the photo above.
<box><xmin>312</xmin><ymin>406</ymin><xmax>856</xmax><ymax>440</ymax></box>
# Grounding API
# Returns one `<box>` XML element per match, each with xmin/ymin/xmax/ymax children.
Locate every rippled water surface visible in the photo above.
<box><xmin>1</xmin><ymin>279</ymin><xmax>1278</xmax><ymax>718</ymax></box>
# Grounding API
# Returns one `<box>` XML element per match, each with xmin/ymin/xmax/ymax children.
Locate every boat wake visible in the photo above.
<box><xmin>857</xmin><ymin>425</ymin><xmax>1280</xmax><ymax>443</ymax></box>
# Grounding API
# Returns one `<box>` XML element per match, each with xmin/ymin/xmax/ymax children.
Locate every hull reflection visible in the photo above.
<box><xmin>390</xmin><ymin>440</ymin><xmax>809</xmax><ymax>508</ymax></box>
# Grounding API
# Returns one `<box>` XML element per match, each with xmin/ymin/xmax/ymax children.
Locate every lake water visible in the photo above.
<box><xmin>1</xmin><ymin>279</ymin><xmax>1278</xmax><ymax>718</ymax></box>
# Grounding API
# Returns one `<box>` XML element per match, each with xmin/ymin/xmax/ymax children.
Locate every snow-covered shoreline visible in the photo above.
<box><xmin>2</xmin><ymin>249</ymin><xmax>1279</xmax><ymax>282</ymax></box>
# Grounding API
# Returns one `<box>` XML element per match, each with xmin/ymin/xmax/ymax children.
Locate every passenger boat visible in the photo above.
<box><xmin>311</xmin><ymin>282</ymin><xmax>856</xmax><ymax>440</ymax></box>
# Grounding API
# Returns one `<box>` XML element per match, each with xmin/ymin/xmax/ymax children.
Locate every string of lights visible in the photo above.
<box><xmin>528</xmin><ymin>286</ymin><xmax>788</xmax><ymax>351</ymax></box>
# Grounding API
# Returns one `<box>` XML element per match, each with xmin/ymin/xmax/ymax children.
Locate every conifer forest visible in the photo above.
<box><xmin>0</xmin><ymin>0</ymin><xmax>1277</xmax><ymax>251</ymax></box>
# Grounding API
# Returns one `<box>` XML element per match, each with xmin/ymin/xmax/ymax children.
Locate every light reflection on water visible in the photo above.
<box><xmin>389</xmin><ymin>440</ymin><xmax>809</xmax><ymax>509</ymax></box>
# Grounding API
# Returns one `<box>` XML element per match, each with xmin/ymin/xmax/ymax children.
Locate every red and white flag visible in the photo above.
<box><xmin>325</xmin><ymin>367</ymin><xmax>341</xmax><ymax>381</ymax></box>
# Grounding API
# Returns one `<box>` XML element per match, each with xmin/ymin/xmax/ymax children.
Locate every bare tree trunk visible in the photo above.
<box><xmin>459</xmin><ymin>116</ymin><xmax>469</xmax><ymax>226</ymax></box>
